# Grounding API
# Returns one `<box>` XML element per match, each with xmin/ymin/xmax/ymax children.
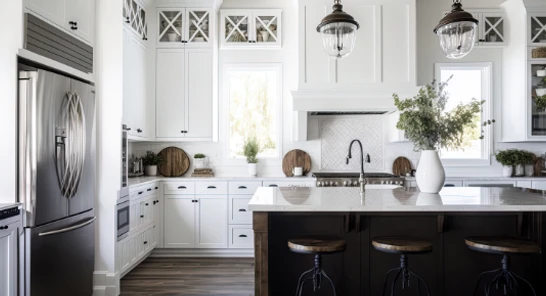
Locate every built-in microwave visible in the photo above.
<box><xmin>117</xmin><ymin>197</ymin><xmax>130</xmax><ymax>241</ymax></box>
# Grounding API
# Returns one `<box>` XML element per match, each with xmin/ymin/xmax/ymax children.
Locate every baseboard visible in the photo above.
<box><xmin>150</xmin><ymin>248</ymin><xmax>255</xmax><ymax>258</ymax></box>
<box><xmin>93</xmin><ymin>271</ymin><xmax>119</xmax><ymax>296</ymax></box>
<box><xmin>120</xmin><ymin>252</ymin><xmax>152</xmax><ymax>278</ymax></box>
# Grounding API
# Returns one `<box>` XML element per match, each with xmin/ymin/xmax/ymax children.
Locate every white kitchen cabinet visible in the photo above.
<box><xmin>156</xmin><ymin>48</ymin><xmax>213</xmax><ymax>140</ymax></box>
<box><xmin>529</xmin><ymin>13</ymin><xmax>546</xmax><ymax>46</ymax></box>
<box><xmin>25</xmin><ymin>0</ymin><xmax>95</xmax><ymax>45</ymax></box>
<box><xmin>0</xmin><ymin>221</ymin><xmax>18</xmax><ymax>296</ymax></box>
<box><xmin>196</xmin><ymin>196</ymin><xmax>228</xmax><ymax>248</ymax></box>
<box><xmin>463</xmin><ymin>180</ymin><xmax>516</xmax><ymax>187</ymax></box>
<box><xmin>229</xmin><ymin>196</ymin><xmax>252</xmax><ymax>224</ymax></box>
<box><xmin>297</xmin><ymin>0</ymin><xmax>415</xmax><ymax>93</ymax></box>
<box><xmin>229</xmin><ymin>225</ymin><xmax>254</xmax><ymax>249</ymax></box>
<box><xmin>459</xmin><ymin>10</ymin><xmax>506</xmax><ymax>47</ymax></box>
<box><xmin>220</xmin><ymin>9</ymin><xmax>282</xmax><ymax>49</ymax></box>
<box><xmin>532</xmin><ymin>181</ymin><xmax>546</xmax><ymax>190</ymax></box>
<box><xmin>164</xmin><ymin>196</ymin><xmax>195</xmax><ymax>248</ymax></box>
<box><xmin>263</xmin><ymin>180</ymin><xmax>316</xmax><ymax>188</ymax></box>
<box><xmin>157</xmin><ymin>8</ymin><xmax>212</xmax><ymax>47</ymax></box>
<box><xmin>124</xmin><ymin>0</ymin><xmax>148</xmax><ymax>41</ymax></box>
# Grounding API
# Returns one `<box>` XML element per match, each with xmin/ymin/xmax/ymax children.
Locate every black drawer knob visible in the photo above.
<box><xmin>138</xmin><ymin>191</ymin><xmax>143</xmax><ymax>195</ymax></box>
<box><xmin>140</xmin><ymin>215</ymin><xmax>144</xmax><ymax>218</ymax></box>
<box><xmin>147</xmin><ymin>188</ymin><xmax>152</xmax><ymax>191</ymax></box>
<box><xmin>207</xmin><ymin>186</ymin><xmax>216</xmax><ymax>189</ymax></box>
<box><xmin>238</xmin><ymin>234</ymin><xmax>247</xmax><ymax>238</ymax></box>
<box><xmin>238</xmin><ymin>209</ymin><xmax>247</xmax><ymax>212</ymax></box>
<box><xmin>238</xmin><ymin>186</ymin><xmax>247</xmax><ymax>189</ymax></box>
<box><xmin>144</xmin><ymin>241</ymin><xmax>148</xmax><ymax>244</ymax></box>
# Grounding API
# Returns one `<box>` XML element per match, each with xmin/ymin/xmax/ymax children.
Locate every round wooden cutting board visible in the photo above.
<box><xmin>158</xmin><ymin>147</ymin><xmax>190</xmax><ymax>177</ymax></box>
<box><xmin>282</xmin><ymin>149</ymin><xmax>312</xmax><ymax>177</ymax></box>
<box><xmin>392</xmin><ymin>156</ymin><xmax>412</xmax><ymax>177</ymax></box>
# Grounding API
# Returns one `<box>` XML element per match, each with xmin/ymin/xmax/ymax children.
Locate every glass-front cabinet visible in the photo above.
<box><xmin>123</xmin><ymin>0</ymin><xmax>148</xmax><ymax>41</ymax></box>
<box><xmin>481</xmin><ymin>13</ymin><xmax>505</xmax><ymax>45</ymax></box>
<box><xmin>529</xmin><ymin>13</ymin><xmax>546</xmax><ymax>46</ymax></box>
<box><xmin>531</xmin><ymin>62</ymin><xmax>546</xmax><ymax>136</ymax></box>
<box><xmin>220</xmin><ymin>9</ymin><xmax>282</xmax><ymax>48</ymax></box>
<box><xmin>157</xmin><ymin>8</ymin><xmax>211</xmax><ymax>47</ymax></box>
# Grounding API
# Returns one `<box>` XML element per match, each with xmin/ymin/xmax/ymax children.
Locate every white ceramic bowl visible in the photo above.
<box><xmin>538</xmin><ymin>70</ymin><xmax>546</xmax><ymax>77</ymax></box>
<box><xmin>537</xmin><ymin>88</ymin><xmax>546</xmax><ymax>96</ymax></box>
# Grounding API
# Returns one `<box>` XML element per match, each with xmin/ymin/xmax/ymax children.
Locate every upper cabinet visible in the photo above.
<box><xmin>464</xmin><ymin>10</ymin><xmax>506</xmax><ymax>47</ymax></box>
<box><xmin>296</xmin><ymin>0</ymin><xmax>416</xmax><ymax>94</ymax></box>
<box><xmin>529</xmin><ymin>13</ymin><xmax>546</xmax><ymax>46</ymax></box>
<box><xmin>24</xmin><ymin>0</ymin><xmax>95</xmax><ymax>45</ymax></box>
<box><xmin>157</xmin><ymin>8</ymin><xmax>212</xmax><ymax>47</ymax></box>
<box><xmin>220</xmin><ymin>9</ymin><xmax>282</xmax><ymax>49</ymax></box>
<box><xmin>124</xmin><ymin>0</ymin><xmax>148</xmax><ymax>41</ymax></box>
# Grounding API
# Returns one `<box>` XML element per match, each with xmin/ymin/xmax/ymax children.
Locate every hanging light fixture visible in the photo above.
<box><xmin>317</xmin><ymin>0</ymin><xmax>360</xmax><ymax>59</ymax></box>
<box><xmin>434</xmin><ymin>0</ymin><xmax>479</xmax><ymax>59</ymax></box>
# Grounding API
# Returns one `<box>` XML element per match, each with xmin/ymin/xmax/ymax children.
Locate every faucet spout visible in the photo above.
<box><xmin>346</xmin><ymin>140</ymin><xmax>370</xmax><ymax>192</ymax></box>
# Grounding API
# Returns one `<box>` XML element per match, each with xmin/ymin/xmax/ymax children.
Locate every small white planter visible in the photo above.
<box><xmin>260</xmin><ymin>31</ymin><xmax>270</xmax><ymax>42</ymax></box>
<box><xmin>502</xmin><ymin>166</ymin><xmax>513</xmax><ymax>177</ymax></box>
<box><xmin>525</xmin><ymin>164</ymin><xmax>534</xmax><ymax>177</ymax></box>
<box><xmin>537</xmin><ymin>69</ymin><xmax>546</xmax><ymax>77</ymax></box>
<box><xmin>415</xmin><ymin>150</ymin><xmax>446</xmax><ymax>194</ymax></box>
<box><xmin>248</xmin><ymin>163</ymin><xmax>258</xmax><ymax>177</ymax></box>
<box><xmin>537</xmin><ymin>88</ymin><xmax>546</xmax><ymax>97</ymax></box>
<box><xmin>193</xmin><ymin>158</ymin><xmax>206</xmax><ymax>169</ymax></box>
<box><xmin>514</xmin><ymin>164</ymin><xmax>525</xmax><ymax>177</ymax></box>
<box><xmin>144</xmin><ymin>165</ymin><xmax>158</xmax><ymax>176</ymax></box>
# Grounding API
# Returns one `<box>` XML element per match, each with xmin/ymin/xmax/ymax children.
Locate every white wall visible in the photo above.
<box><xmin>0</xmin><ymin>0</ymin><xmax>23</xmax><ymax>203</ymax></box>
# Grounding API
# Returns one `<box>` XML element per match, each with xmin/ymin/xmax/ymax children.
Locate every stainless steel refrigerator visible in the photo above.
<box><xmin>18</xmin><ymin>66</ymin><xmax>96</xmax><ymax>296</ymax></box>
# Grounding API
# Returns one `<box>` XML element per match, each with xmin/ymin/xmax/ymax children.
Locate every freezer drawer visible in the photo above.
<box><xmin>24</xmin><ymin>210</ymin><xmax>95</xmax><ymax>296</ymax></box>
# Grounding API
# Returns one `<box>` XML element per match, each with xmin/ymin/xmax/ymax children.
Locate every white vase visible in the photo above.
<box><xmin>416</xmin><ymin>192</ymin><xmax>444</xmax><ymax>206</ymax></box>
<box><xmin>502</xmin><ymin>166</ymin><xmax>513</xmax><ymax>177</ymax></box>
<box><xmin>248</xmin><ymin>163</ymin><xmax>257</xmax><ymax>177</ymax></box>
<box><xmin>415</xmin><ymin>150</ymin><xmax>445</xmax><ymax>193</ymax></box>
<box><xmin>194</xmin><ymin>158</ymin><xmax>206</xmax><ymax>169</ymax></box>
<box><xmin>525</xmin><ymin>164</ymin><xmax>534</xmax><ymax>177</ymax></box>
<box><xmin>144</xmin><ymin>165</ymin><xmax>157</xmax><ymax>176</ymax></box>
<box><xmin>514</xmin><ymin>164</ymin><xmax>525</xmax><ymax>177</ymax></box>
<box><xmin>260</xmin><ymin>31</ymin><xmax>270</xmax><ymax>42</ymax></box>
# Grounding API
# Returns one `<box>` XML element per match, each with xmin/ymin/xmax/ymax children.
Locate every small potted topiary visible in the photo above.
<box><xmin>517</xmin><ymin>150</ymin><xmax>535</xmax><ymax>177</ymax></box>
<box><xmin>495</xmin><ymin>149</ymin><xmax>518</xmax><ymax>177</ymax></box>
<box><xmin>142</xmin><ymin>151</ymin><xmax>163</xmax><ymax>176</ymax></box>
<box><xmin>243</xmin><ymin>137</ymin><xmax>260</xmax><ymax>177</ymax></box>
<box><xmin>193</xmin><ymin>153</ymin><xmax>207</xmax><ymax>169</ymax></box>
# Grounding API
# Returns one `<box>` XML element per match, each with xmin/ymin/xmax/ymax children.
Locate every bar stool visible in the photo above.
<box><xmin>465</xmin><ymin>237</ymin><xmax>541</xmax><ymax>296</ymax></box>
<box><xmin>288</xmin><ymin>238</ymin><xmax>346</xmax><ymax>296</ymax></box>
<box><xmin>372</xmin><ymin>236</ymin><xmax>432</xmax><ymax>296</ymax></box>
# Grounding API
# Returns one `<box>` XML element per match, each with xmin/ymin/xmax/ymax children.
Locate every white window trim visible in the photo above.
<box><xmin>434</xmin><ymin>62</ymin><xmax>493</xmax><ymax>167</ymax></box>
<box><xmin>221</xmin><ymin>63</ymin><xmax>283</xmax><ymax>166</ymax></box>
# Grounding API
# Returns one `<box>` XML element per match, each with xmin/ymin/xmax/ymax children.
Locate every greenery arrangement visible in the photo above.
<box><xmin>142</xmin><ymin>151</ymin><xmax>163</xmax><ymax>166</ymax></box>
<box><xmin>243</xmin><ymin>137</ymin><xmax>260</xmax><ymax>164</ymax></box>
<box><xmin>194</xmin><ymin>153</ymin><xmax>206</xmax><ymax>159</ymax></box>
<box><xmin>495</xmin><ymin>149</ymin><xmax>535</xmax><ymax>166</ymax></box>
<box><xmin>533</xmin><ymin>95</ymin><xmax>546</xmax><ymax>113</ymax></box>
<box><xmin>394</xmin><ymin>79</ymin><xmax>485</xmax><ymax>151</ymax></box>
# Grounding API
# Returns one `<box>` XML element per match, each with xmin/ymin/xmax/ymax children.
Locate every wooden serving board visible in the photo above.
<box><xmin>158</xmin><ymin>147</ymin><xmax>190</xmax><ymax>177</ymax></box>
<box><xmin>282</xmin><ymin>149</ymin><xmax>312</xmax><ymax>177</ymax></box>
<box><xmin>392</xmin><ymin>157</ymin><xmax>412</xmax><ymax>177</ymax></box>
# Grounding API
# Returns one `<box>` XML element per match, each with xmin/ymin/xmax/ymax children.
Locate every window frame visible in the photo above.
<box><xmin>222</xmin><ymin>63</ymin><xmax>283</xmax><ymax>165</ymax></box>
<box><xmin>434</xmin><ymin>62</ymin><xmax>493</xmax><ymax>167</ymax></box>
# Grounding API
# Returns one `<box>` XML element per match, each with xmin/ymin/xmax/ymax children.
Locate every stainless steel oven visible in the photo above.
<box><xmin>116</xmin><ymin>197</ymin><xmax>130</xmax><ymax>241</ymax></box>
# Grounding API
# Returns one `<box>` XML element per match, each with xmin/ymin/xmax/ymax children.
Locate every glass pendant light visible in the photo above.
<box><xmin>317</xmin><ymin>0</ymin><xmax>360</xmax><ymax>59</ymax></box>
<box><xmin>434</xmin><ymin>0</ymin><xmax>478</xmax><ymax>59</ymax></box>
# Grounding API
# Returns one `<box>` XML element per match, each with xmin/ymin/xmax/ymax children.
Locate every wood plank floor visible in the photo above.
<box><xmin>120</xmin><ymin>257</ymin><xmax>254</xmax><ymax>296</ymax></box>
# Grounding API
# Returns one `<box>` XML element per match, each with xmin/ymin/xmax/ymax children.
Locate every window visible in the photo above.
<box><xmin>225</xmin><ymin>64</ymin><xmax>281</xmax><ymax>160</ymax></box>
<box><xmin>434</xmin><ymin>63</ymin><xmax>492</xmax><ymax>166</ymax></box>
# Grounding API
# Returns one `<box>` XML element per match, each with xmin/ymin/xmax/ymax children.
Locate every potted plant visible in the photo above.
<box><xmin>394</xmin><ymin>79</ymin><xmax>484</xmax><ymax>193</ymax></box>
<box><xmin>243</xmin><ymin>137</ymin><xmax>260</xmax><ymax>177</ymax></box>
<box><xmin>193</xmin><ymin>153</ymin><xmax>207</xmax><ymax>169</ymax></box>
<box><xmin>515</xmin><ymin>150</ymin><xmax>535</xmax><ymax>177</ymax></box>
<box><xmin>537</xmin><ymin>77</ymin><xmax>546</xmax><ymax>97</ymax></box>
<box><xmin>142</xmin><ymin>151</ymin><xmax>163</xmax><ymax>176</ymax></box>
<box><xmin>533</xmin><ymin>94</ymin><xmax>546</xmax><ymax>113</ymax></box>
<box><xmin>495</xmin><ymin>149</ymin><xmax>518</xmax><ymax>177</ymax></box>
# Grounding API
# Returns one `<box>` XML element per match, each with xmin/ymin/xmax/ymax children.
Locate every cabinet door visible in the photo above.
<box><xmin>186</xmin><ymin>9</ymin><xmax>212</xmax><ymax>47</ymax></box>
<box><xmin>196</xmin><ymin>196</ymin><xmax>228</xmax><ymax>248</ymax></box>
<box><xmin>26</xmin><ymin>0</ymin><xmax>66</xmax><ymax>29</ymax></box>
<box><xmin>132</xmin><ymin>35</ymin><xmax>148</xmax><ymax>138</ymax></box>
<box><xmin>529</xmin><ymin>13</ymin><xmax>546</xmax><ymax>46</ymax></box>
<box><xmin>123</xmin><ymin>27</ymin><xmax>137</xmax><ymax>134</ymax></box>
<box><xmin>158</xmin><ymin>8</ymin><xmax>185</xmax><ymax>46</ymax></box>
<box><xmin>164</xmin><ymin>196</ymin><xmax>195</xmax><ymax>248</ymax></box>
<box><xmin>65</xmin><ymin>0</ymin><xmax>95</xmax><ymax>43</ymax></box>
<box><xmin>156</xmin><ymin>49</ymin><xmax>186</xmax><ymax>138</ymax></box>
<box><xmin>185</xmin><ymin>49</ymin><xmax>213</xmax><ymax>139</ymax></box>
<box><xmin>481</xmin><ymin>13</ymin><xmax>505</xmax><ymax>46</ymax></box>
<box><xmin>0</xmin><ymin>225</ymin><xmax>18</xmax><ymax>296</ymax></box>
<box><xmin>253</xmin><ymin>10</ymin><xmax>281</xmax><ymax>47</ymax></box>
<box><xmin>220</xmin><ymin>10</ymin><xmax>252</xmax><ymax>47</ymax></box>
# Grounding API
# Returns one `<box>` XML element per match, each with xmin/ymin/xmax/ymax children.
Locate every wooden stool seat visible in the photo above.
<box><xmin>465</xmin><ymin>237</ymin><xmax>541</xmax><ymax>255</ymax></box>
<box><xmin>288</xmin><ymin>238</ymin><xmax>346</xmax><ymax>254</ymax></box>
<box><xmin>372</xmin><ymin>236</ymin><xmax>433</xmax><ymax>254</ymax></box>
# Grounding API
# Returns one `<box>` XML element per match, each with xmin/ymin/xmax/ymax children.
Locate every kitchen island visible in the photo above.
<box><xmin>249</xmin><ymin>187</ymin><xmax>546</xmax><ymax>296</ymax></box>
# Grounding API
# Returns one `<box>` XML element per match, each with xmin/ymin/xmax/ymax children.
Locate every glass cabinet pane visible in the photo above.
<box><xmin>531</xmin><ymin>63</ymin><xmax>546</xmax><ymax>136</ymax></box>
<box><xmin>130</xmin><ymin>0</ymin><xmax>139</xmax><ymax>32</ymax></box>
<box><xmin>123</xmin><ymin>0</ymin><xmax>131</xmax><ymax>22</ymax></box>
<box><xmin>483</xmin><ymin>16</ymin><xmax>504</xmax><ymax>43</ymax></box>
<box><xmin>224</xmin><ymin>15</ymin><xmax>249</xmax><ymax>43</ymax></box>
<box><xmin>139</xmin><ymin>9</ymin><xmax>147</xmax><ymax>39</ymax></box>
<box><xmin>187</xmin><ymin>10</ymin><xmax>210</xmax><ymax>44</ymax></box>
<box><xmin>255</xmin><ymin>15</ymin><xmax>279</xmax><ymax>44</ymax></box>
<box><xmin>530</xmin><ymin>16</ymin><xmax>546</xmax><ymax>44</ymax></box>
<box><xmin>159</xmin><ymin>10</ymin><xmax>184</xmax><ymax>43</ymax></box>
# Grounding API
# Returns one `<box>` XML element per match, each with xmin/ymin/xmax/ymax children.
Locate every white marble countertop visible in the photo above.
<box><xmin>248</xmin><ymin>187</ymin><xmax>546</xmax><ymax>212</ymax></box>
<box><xmin>405</xmin><ymin>176</ymin><xmax>546</xmax><ymax>181</ymax></box>
<box><xmin>0</xmin><ymin>203</ymin><xmax>21</xmax><ymax>212</ymax></box>
<box><xmin>128</xmin><ymin>175</ymin><xmax>315</xmax><ymax>187</ymax></box>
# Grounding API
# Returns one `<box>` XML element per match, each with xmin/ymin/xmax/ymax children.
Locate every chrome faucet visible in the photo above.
<box><xmin>346</xmin><ymin>140</ymin><xmax>371</xmax><ymax>192</ymax></box>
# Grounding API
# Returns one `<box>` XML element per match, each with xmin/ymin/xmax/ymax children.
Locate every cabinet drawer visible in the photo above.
<box><xmin>196</xmin><ymin>181</ymin><xmax>228</xmax><ymax>195</ymax></box>
<box><xmin>164</xmin><ymin>182</ymin><xmax>195</xmax><ymax>195</ymax></box>
<box><xmin>228</xmin><ymin>181</ymin><xmax>262</xmax><ymax>195</ymax></box>
<box><xmin>230</xmin><ymin>196</ymin><xmax>252</xmax><ymax>224</ymax></box>
<box><xmin>229</xmin><ymin>226</ymin><xmax>254</xmax><ymax>248</ymax></box>
<box><xmin>263</xmin><ymin>181</ymin><xmax>316</xmax><ymax>188</ymax></box>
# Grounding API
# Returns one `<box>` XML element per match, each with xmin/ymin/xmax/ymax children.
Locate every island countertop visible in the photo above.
<box><xmin>248</xmin><ymin>186</ymin><xmax>546</xmax><ymax>212</ymax></box>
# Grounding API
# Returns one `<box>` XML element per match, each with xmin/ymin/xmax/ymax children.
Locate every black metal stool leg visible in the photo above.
<box><xmin>295</xmin><ymin>268</ymin><xmax>314</xmax><ymax>296</ymax></box>
<box><xmin>381</xmin><ymin>267</ymin><xmax>401</xmax><ymax>296</ymax></box>
<box><xmin>321</xmin><ymin>270</ymin><xmax>338</xmax><ymax>296</ymax></box>
<box><xmin>390</xmin><ymin>268</ymin><xmax>403</xmax><ymax>296</ymax></box>
<box><xmin>409</xmin><ymin>270</ymin><xmax>431</xmax><ymax>296</ymax></box>
<box><xmin>472</xmin><ymin>269</ymin><xmax>502</xmax><ymax>296</ymax></box>
<box><xmin>511</xmin><ymin>272</ymin><xmax>538</xmax><ymax>296</ymax></box>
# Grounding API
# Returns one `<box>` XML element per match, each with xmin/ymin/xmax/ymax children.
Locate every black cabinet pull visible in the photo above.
<box><xmin>125</xmin><ymin>17</ymin><xmax>130</xmax><ymax>23</ymax></box>
<box><xmin>444</xmin><ymin>184</ymin><xmax>455</xmax><ymax>187</ymax></box>
<box><xmin>144</xmin><ymin>241</ymin><xmax>148</xmax><ymax>244</ymax></box>
<box><xmin>140</xmin><ymin>215</ymin><xmax>144</xmax><ymax>218</ymax></box>
<box><xmin>238</xmin><ymin>234</ymin><xmax>247</xmax><ymax>238</ymax></box>
<box><xmin>126</xmin><ymin>127</ymin><xmax>132</xmax><ymax>131</ymax></box>
<box><xmin>70</xmin><ymin>26</ymin><xmax>78</xmax><ymax>30</ymax></box>
<box><xmin>238</xmin><ymin>209</ymin><xmax>247</xmax><ymax>212</ymax></box>
<box><xmin>145</xmin><ymin>203</ymin><xmax>149</xmax><ymax>206</ymax></box>
<box><xmin>69</xmin><ymin>21</ymin><xmax>78</xmax><ymax>25</ymax></box>
<box><xmin>155</xmin><ymin>187</ymin><xmax>158</xmax><ymax>190</ymax></box>
<box><xmin>147</xmin><ymin>188</ymin><xmax>152</xmax><ymax>191</ymax></box>
<box><xmin>138</xmin><ymin>191</ymin><xmax>143</xmax><ymax>195</ymax></box>
<box><xmin>178</xmin><ymin>186</ymin><xmax>186</xmax><ymax>189</ymax></box>
<box><xmin>238</xmin><ymin>186</ymin><xmax>247</xmax><ymax>189</ymax></box>
<box><xmin>207</xmin><ymin>186</ymin><xmax>216</xmax><ymax>189</ymax></box>
<box><xmin>269</xmin><ymin>185</ymin><xmax>278</xmax><ymax>187</ymax></box>
<box><xmin>143</xmin><ymin>37</ymin><xmax>148</xmax><ymax>41</ymax></box>
<box><xmin>137</xmin><ymin>128</ymin><xmax>142</xmax><ymax>133</ymax></box>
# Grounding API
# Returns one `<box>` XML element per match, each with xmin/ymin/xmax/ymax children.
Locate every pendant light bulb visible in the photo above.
<box><xmin>317</xmin><ymin>0</ymin><xmax>360</xmax><ymax>59</ymax></box>
<box><xmin>434</xmin><ymin>0</ymin><xmax>479</xmax><ymax>59</ymax></box>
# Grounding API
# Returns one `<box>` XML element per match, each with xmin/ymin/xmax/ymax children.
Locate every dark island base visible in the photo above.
<box><xmin>253</xmin><ymin>212</ymin><xmax>546</xmax><ymax>296</ymax></box>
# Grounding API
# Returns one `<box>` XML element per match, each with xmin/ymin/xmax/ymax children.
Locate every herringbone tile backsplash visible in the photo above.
<box><xmin>320</xmin><ymin>117</ymin><xmax>384</xmax><ymax>171</ymax></box>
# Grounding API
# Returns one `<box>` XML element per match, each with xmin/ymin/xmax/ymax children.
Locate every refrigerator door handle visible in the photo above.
<box><xmin>38</xmin><ymin>216</ymin><xmax>96</xmax><ymax>237</ymax></box>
